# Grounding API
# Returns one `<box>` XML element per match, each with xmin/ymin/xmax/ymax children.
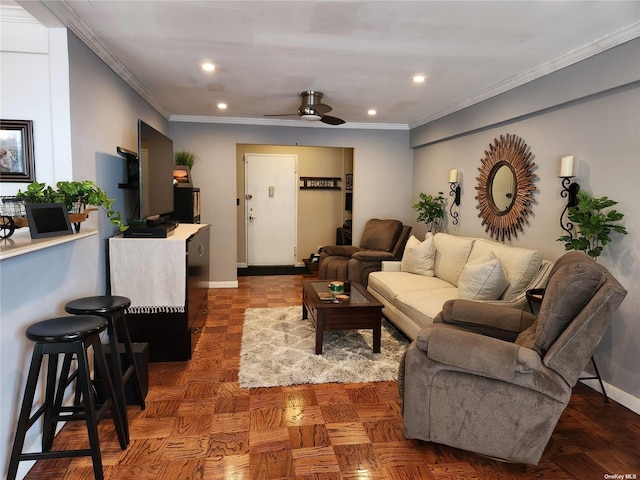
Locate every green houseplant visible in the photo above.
<box><xmin>557</xmin><ymin>190</ymin><xmax>627</xmax><ymax>259</ymax></box>
<box><xmin>174</xmin><ymin>150</ymin><xmax>197</xmax><ymax>169</ymax></box>
<box><xmin>16</xmin><ymin>180</ymin><xmax>127</xmax><ymax>231</ymax></box>
<box><xmin>413</xmin><ymin>191</ymin><xmax>446</xmax><ymax>232</ymax></box>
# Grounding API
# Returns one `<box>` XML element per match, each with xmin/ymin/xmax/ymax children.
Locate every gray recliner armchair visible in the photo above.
<box><xmin>318</xmin><ymin>218</ymin><xmax>411</xmax><ymax>287</ymax></box>
<box><xmin>398</xmin><ymin>251</ymin><xmax>627</xmax><ymax>465</ymax></box>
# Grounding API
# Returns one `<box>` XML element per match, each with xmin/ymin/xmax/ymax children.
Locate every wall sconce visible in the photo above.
<box><xmin>559</xmin><ymin>155</ymin><xmax>580</xmax><ymax>238</ymax></box>
<box><xmin>448</xmin><ymin>169</ymin><xmax>461</xmax><ymax>225</ymax></box>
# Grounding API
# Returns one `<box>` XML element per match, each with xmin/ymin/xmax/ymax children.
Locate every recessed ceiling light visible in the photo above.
<box><xmin>202</xmin><ymin>63</ymin><xmax>215</xmax><ymax>72</ymax></box>
<box><xmin>217</xmin><ymin>103</ymin><xmax>227</xmax><ymax>110</ymax></box>
<box><xmin>413</xmin><ymin>75</ymin><xmax>426</xmax><ymax>83</ymax></box>
<box><xmin>368</xmin><ymin>109</ymin><xmax>377</xmax><ymax>116</ymax></box>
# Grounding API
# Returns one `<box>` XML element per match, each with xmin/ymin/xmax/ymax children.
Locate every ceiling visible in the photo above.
<box><xmin>11</xmin><ymin>1</ymin><xmax>640</xmax><ymax>129</ymax></box>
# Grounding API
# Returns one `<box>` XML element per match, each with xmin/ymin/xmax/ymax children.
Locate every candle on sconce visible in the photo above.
<box><xmin>449</xmin><ymin>168</ymin><xmax>459</xmax><ymax>183</ymax></box>
<box><xmin>560</xmin><ymin>155</ymin><xmax>574</xmax><ymax>177</ymax></box>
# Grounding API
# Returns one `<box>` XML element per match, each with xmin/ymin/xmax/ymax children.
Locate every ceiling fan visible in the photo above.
<box><xmin>264</xmin><ymin>91</ymin><xmax>346</xmax><ymax>125</ymax></box>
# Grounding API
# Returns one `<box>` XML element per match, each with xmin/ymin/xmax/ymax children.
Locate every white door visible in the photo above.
<box><xmin>245</xmin><ymin>154</ymin><xmax>298</xmax><ymax>266</ymax></box>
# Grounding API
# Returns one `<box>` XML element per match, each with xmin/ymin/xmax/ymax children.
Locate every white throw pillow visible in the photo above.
<box><xmin>458</xmin><ymin>252</ymin><xmax>510</xmax><ymax>300</ymax></box>
<box><xmin>400</xmin><ymin>234</ymin><xmax>435</xmax><ymax>276</ymax></box>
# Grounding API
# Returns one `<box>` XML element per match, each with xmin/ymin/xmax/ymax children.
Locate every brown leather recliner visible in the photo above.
<box><xmin>398</xmin><ymin>251</ymin><xmax>627</xmax><ymax>464</ymax></box>
<box><xmin>318</xmin><ymin>218</ymin><xmax>412</xmax><ymax>287</ymax></box>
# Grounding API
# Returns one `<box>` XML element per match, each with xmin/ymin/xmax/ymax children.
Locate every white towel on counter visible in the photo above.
<box><xmin>109</xmin><ymin>236</ymin><xmax>186</xmax><ymax>313</ymax></box>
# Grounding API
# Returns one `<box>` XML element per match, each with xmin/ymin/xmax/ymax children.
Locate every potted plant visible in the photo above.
<box><xmin>557</xmin><ymin>190</ymin><xmax>627</xmax><ymax>259</ymax></box>
<box><xmin>16</xmin><ymin>180</ymin><xmax>127</xmax><ymax>231</ymax></box>
<box><xmin>413</xmin><ymin>192</ymin><xmax>446</xmax><ymax>232</ymax></box>
<box><xmin>174</xmin><ymin>150</ymin><xmax>197</xmax><ymax>169</ymax></box>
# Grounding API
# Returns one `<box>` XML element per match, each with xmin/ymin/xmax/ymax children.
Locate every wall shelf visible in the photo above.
<box><xmin>300</xmin><ymin>176</ymin><xmax>342</xmax><ymax>190</ymax></box>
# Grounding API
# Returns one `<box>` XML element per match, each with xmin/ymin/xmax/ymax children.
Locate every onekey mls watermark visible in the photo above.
<box><xmin>604</xmin><ymin>474</ymin><xmax>637</xmax><ymax>479</ymax></box>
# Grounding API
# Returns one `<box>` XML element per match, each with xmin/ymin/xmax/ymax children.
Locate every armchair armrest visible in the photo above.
<box><xmin>351</xmin><ymin>250</ymin><xmax>396</xmax><ymax>262</ymax></box>
<box><xmin>321</xmin><ymin>245</ymin><xmax>359</xmax><ymax>257</ymax></box>
<box><xmin>436</xmin><ymin>299</ymin><xmax>536</xmax><ymax>342</ymax></box>
<box><xmin>417</xmin><ymin>326</ymin><xmax>520</xmax><ymax>382</ymax></box>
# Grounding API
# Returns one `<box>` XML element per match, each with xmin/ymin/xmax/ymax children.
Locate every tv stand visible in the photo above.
<box><xmin>109</xmin><ymin>224</ymin><xmax>210</xmax><ymax>361</ymax></box>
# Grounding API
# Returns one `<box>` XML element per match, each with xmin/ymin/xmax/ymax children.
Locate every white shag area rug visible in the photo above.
<box><xmin>238</xmin><ymin>306</ymin><xmax>410</xmax><ymax>388</ymax></box>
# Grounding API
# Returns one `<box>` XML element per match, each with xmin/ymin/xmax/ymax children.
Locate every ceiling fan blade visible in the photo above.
<box><xmin>320</xmin><ymin>115</ymin><xmax>345</xmax><ymax>125</ymax></box>
<box><xmin>313</xmin><ymin>103</ymin><xmax>332</xmax><ymax>115</ymax></box>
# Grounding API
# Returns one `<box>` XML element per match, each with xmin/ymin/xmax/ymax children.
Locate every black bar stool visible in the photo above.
<box><xmin>7</xmin><ymin>315</ymin><xmax>127</xmax><ymax>480</ymax></box>
<box><xmin>65</xmin><ymin>296</ymin><xmax>147</xmax><ymax>446</ymax></box>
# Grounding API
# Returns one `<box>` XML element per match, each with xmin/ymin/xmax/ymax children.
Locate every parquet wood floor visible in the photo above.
<box><xmin>23</xmin><ymin>274</ymin><xmax>640</xmax><ymax>479</ymax></box>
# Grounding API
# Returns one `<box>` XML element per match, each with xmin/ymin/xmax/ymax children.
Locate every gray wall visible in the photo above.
<box><xmin>67</xmin><ymin>31</ymin><xmax>168</xmax><ymax>293</ymax></box>
<box><xmin>169</xmin><ymin>121</ymin><xmax>413</xmax><ymax>285</ymax></box>
<box><xmin>409</xmin><ymin>39</ymin><xmax>640</xmax><ymax>410</ymax></box>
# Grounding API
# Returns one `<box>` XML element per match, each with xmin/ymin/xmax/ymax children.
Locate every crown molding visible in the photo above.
<box><xmin>410</xmin><ymin>22</ymin><xmax>640</xmax><ymax>129</ymax></box>
<box><xmin>0</xmin><ymin>4</ymin><xmax>39</xmax><ymax>24</ymax></box>
<box><xmin>169</xmin><ymin>115</ymin><xmax>409</xmax><ymax>130</ymax></box>
<box><xmin>36</xmin><ymin>0</ymin><xmax>171</xmax><ymax>119</ymax></box>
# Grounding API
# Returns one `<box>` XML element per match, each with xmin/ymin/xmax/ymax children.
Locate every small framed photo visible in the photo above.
<box><xmin>345</xmin><ymin>173</ymin><xmax>353</xmax><ymax>191</ymax></box>
<box><xmin>25</xmin><ymin>203</ymin><xmax>74</xmax><ymax>239</ymax></box>
<box><xmin>1</xmin><ymin>119</ymin><xmax>35</xmax><ymax>183</ymax></box>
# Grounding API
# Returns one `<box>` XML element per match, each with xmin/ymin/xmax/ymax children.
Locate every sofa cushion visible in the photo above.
<box><xmin>469</xmin><ymin>239</ymin><xmax>543</xmax><ymax>299</ymax></box>
<box><xmin>457</xmin><ymin>252</ymin><xmax>510</xmax><ymax>301</ymax></box>
<box><xmin>359</xmin><ymin>219</ymin><xmax>403</xmax><ymax>252</ymax></box>
<box><xmin>433</xmin><ymin>233</ymin><xmax>475</xmax><ymax>286</ymax></box>
<box><xmin>368</xmin><ymin>271</ymin><xmax>453</xmax><ymax>304</ymax></box>
<box><xmin>535</xmin><ymin>259</ymin><xmax>606</xmax><ymax>353</ymax></box>
<box><xmin>400</xmin><ymin>234</ymin><xmax>435</xmax><ymax>276</ymax></box>
<box><xmin>396</xmin><ymin>288</ymin><xmax>459</xmax><ymax>329</ymax></box>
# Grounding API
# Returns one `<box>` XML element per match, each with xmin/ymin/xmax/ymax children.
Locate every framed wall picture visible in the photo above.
<box><xmin>0</xmin><ymin>119</ymin><xmax>35</xmax><ymax>182</ymax></box>
<box><xmin>345</xmin><ymin>173</ymin><xmax>353</xmax><ymax>191</ymax></box>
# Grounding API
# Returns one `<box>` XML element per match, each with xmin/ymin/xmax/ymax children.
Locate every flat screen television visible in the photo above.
<box><xmin>138</xmin><ymin>120</ymin><xmax>174</xmax><ymax>222</ymax></box>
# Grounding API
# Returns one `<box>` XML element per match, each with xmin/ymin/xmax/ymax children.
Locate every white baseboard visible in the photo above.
<box><xmin>208</xmin><ymin>280</ymin><xmax>238</xmax><ymax>288</ymax></box>
<box><xmin>580</xmin><ymin>372</ymin><xmax>640</xmax><ymax>414</ymax></box>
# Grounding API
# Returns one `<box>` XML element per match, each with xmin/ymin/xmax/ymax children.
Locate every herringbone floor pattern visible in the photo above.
<box><xmin>22</xmin><ymin>274</ymin><xmax>640</xmax><ymax>479</ymax></box>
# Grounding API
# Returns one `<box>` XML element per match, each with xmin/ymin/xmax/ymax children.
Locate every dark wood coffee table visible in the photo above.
<box><xmin>302</xmin><ymin>280</ymin><xmax>383</xmax><ymax>354</ymax></box>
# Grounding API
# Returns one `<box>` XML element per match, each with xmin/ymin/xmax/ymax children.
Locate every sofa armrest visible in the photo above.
<box><xmin>351</xmin><ymin>250</ymin><xmax>396</xmax><ymax>262</ymax></box>
<box><xmin>435</xmin><ymin>299</ymin><xmax>536</xmax><ymax>342</ymax></box>
<box><xmin>321</xmin><ymin>245</ymin><xmax>359</xmax><ymax>257</ymax></box>
<box><xmin>381</xmin><ymin>261</ymin><xmax>401</xmax><ymax>272</ymax></box>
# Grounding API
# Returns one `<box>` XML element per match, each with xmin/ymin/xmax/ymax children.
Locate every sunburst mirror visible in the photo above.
<box><xmin>475</xmin><ymin>134</ymin><xmax>537</xmax><ymax>241</ymax></box>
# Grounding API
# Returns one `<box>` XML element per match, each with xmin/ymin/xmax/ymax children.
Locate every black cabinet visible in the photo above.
<box><xmin>110</xmin><ymin>224</ymin><xmax>210</xmax><ymax>361</ymax></box>
<box><xmin>173</xmin><ymin>187</ymin><xmax>200</xmax><ymax>223</ymax></box>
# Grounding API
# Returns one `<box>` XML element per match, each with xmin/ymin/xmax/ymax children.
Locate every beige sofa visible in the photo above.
<box><xmin>367</xmin><ymin>232</ymin><xmax>553</xmax><ymax>340</ymax></box>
